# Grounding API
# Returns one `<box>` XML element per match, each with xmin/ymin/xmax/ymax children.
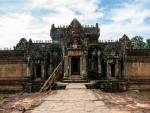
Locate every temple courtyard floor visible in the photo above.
<box><xmin>0</xmin><ymin>83</ymin><xmax>150</xmax><ymax>113</ymax></box>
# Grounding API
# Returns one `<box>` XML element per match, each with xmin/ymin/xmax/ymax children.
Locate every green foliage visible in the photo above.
<box><xmin>146</xmin><ymin>39</ymin><xmax>150</xmax><ymax>48</ymax></box>
<box><xmin>0</xmin><ymin>93</ymin><xmax>8</xmax><ymax>101</ymax></box>
<box><xmin>131</xmin><ymin>36</ymin><xmax>146</xmax><ymax>49</ymax></box>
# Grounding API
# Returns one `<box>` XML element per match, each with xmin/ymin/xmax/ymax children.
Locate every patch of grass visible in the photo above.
<box><xmin>139</xmin><ymin>91</ymin><xmax>150</xmax><ymax>98</ymax></box>
<box><xmin>0</xmin><ymin>93</ymin><xmax>8</xmax><ymax>101</ymax></box>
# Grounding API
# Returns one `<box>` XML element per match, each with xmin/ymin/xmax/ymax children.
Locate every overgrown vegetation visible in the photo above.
<box><xmin>0</xmin><ymin>93</ymin><xmax>8</xmax><ymax>101</ymax></box>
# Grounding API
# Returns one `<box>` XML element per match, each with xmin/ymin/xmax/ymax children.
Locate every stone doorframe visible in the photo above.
<box><xmin>63</xmin><ymin>49</ymin><xmax>87</xmax><ymax>79</ymax></box>
<box><xmin>71</xmin><ymin>56</ymin><xmax>80</xmax><ymax>75</ymax></box>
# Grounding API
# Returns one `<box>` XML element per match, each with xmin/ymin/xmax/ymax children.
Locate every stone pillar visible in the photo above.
<box><xmin>49</xmin><ymin>54</ymin><xmax>52</xmax><ymax>73</ymax></box>
<box><xmin>121</xmin><ymin>54</ymin><xmax>125</xmax><ymax>79</ymax></box>
<box><xmin>30</xmin><ymin>61</ymin><xmax>34</xmax><ymax>80</ymax></box>
<box><xmin>27</xmin><ymin>64</ymin><xmax>30</xmax><ymax>77</ymax></box>
<box><xmin>64</xmin><ymin>56</ymin><xmax>69</xmax><ymax>79</ymax></box>
<box><xmin>106</xmin><ymin>60</ymin><xmax>108</xmax><ymax>79</ymax></box>
<box><xmin>115</xmin><ymin>60</ymin><xmax>119</xmax><ymax>78</ymax></box>
<box><xmin>34</xmin><ymin>63</ymin><xmax>36</xmax><ymax>79</ymax></box>
<box><xmin>97</xmin><ymin>51</ymin><xmax>101</xmax><ymax>74</ymax></box>
<box><xmin>80</xmin><ymin>56</ymin><xmax>82</xmax><ymax>76</ymax></box>
<box><xmin>68</xmin><ymin>57</ymin><xmax>71</xmax><ymax>78</ymax></box>
<box><xmin>41</xmin><ymin>62</ymin><xmax>45</xmax><ymax>80</ymax></box>
<box><xmin>106</xmin><ymin>60</ymin><xmax>110</xmax><ymax>79</ymax></box>
<box><xmin>91</xmin><ymin>50</ymin><xmax>96</xmax><ymax>71</ymax></box>
<box><xmin>82</xmin><ymin>51</ymin><xmax>87</xmax><ymax>79</ymax></box>
<box><xmin>62</xmin><ymin>45</ymin><xmax>65</xmax><ymax>57</ymax></box>
<box><xmin>91</xmin><ymin>55</ymin><xmax>94</xmax><ymax>70</ymax></box>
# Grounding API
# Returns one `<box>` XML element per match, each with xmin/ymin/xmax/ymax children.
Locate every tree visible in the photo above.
<box><xmin>146</xmin><ymin>39</ymin><xmax>150</xmax><ymax>48</ymax></box>
<box><xmin>131</xmin><ymin>36</ymin><xmax>146</xmax><ymax>49</ymax></box>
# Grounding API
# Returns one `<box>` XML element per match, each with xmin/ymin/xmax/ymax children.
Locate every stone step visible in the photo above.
<box><xmin>66</xmin><ymin>83</ymin><xmax>86</xmax><ymax>89</ymax></box>
<box><xmin>70</xmin><ymin>78</ymin><xmax>83</xmax><ymax>80</ymax></box>
<box><xmin>63</xmin><ymin>76</ymin><xmax>83</xmax><ymax>80</ymax></box>
<box><xmin>61</xmin><ymin>79</ymin><xmax>88</xmax><ymax>83</ymax></box>
<box><xmin>55</xmin><ymin>82</ymin><xmax>67</xmax><ymax>89</ymax></box>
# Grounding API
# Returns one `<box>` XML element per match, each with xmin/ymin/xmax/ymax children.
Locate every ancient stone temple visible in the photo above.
<box><xmin>0</xmin><ymin>18</ymin><xmax>150</xmax><ymax>92</ymax></box>
<box><xmin>50</xmin><ymin>19</ymin><xmax>100</xmax><ymax>80</ymax></box>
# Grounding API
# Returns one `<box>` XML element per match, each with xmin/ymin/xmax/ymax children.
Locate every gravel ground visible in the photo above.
<box><xmin>94</xmin><ymin>90</ymin><xmax>150</xmax><ymax>113</ymax></box>
<box><xmin>0</xmin><ymin>92</ymin><xmax>52</xmax><ymax>113</ymax></box>
<box><xmin>0</xmin><ymin>89</ymin><xmax>150</xmax><ymax>113</ymax></box>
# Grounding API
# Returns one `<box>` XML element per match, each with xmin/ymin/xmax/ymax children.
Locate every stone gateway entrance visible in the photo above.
<box><xmin>110</xmin><ymin>63</ymin><xmax>115</xmax><ymax>77</ymax></box>
<box><xmin>36</xmin><ymin>65</ymin><xmax>42</xmax><ymax>78</ymax></box>
<box><xmin>71</xmin><ymin>57</ymin><xmax>80</xmax><ymax>75</ymax></box>
<box><xmin>63</xmin><ymin>49</ymin><xmax>86</xmax><ymax>80</ymax></box>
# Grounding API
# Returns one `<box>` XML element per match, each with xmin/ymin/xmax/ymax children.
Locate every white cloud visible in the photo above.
<box><xmin>30</xmin><ymin>0</ymin><xmax>100</xmax><ymax>14</ymax></box>
<box><xmin>29</xmin><ymin>0</ymin><xmax>103</xmax><ymax>24</ymax></box>
<box><xmin>0</xmin><ymin>0</ymin><xmax>103</xmax><ymax>48</ymax></box>
<box><xmin>0</xmin><ymin>0</ymin><xmax>149</xmax><ymax>48</ymax></box>
<box><xmin>0</xmin><ymin>13</ymin><xmax>50</xmax><ymax>48</ymax></box>
<box><xmin>100</xmin><ymin>0</ymin><xmax>150</xmax><ymax>40</ymax></box>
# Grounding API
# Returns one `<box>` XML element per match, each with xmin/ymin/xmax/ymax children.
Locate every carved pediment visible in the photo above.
<box><xmin>66</xmin><ymin>18</ymin><xmax>85</xmax><ymax>48</ymax></box>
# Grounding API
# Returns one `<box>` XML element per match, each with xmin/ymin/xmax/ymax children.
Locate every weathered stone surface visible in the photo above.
<box><xmin>125</xmin><ymin>62</ymin><xmax>150</xmax><ymax>79</ymax></box>
<box><xmin>31</xmin><ymin>83</ymin><xmax>110</xmax><ymax>113</ymax></box>
<box><xmin>0</xmin><ymin>18</ymin><xmax>150</xmax><ymax>92</ymax></box>
<box><xmin>0</xmin><ymin>63</ymin><xmax>27</xmax><ymax>79</ymax></box>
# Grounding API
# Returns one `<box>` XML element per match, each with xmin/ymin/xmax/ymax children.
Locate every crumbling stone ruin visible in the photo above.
<box><xmin>0</xmin><ymin>19</ymin><xmax>150</xmax><ymax>92</ymax></box>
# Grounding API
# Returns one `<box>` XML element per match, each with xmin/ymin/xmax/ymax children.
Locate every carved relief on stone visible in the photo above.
<box><xmin>104</xmin><ymin>44</ymin><xmax>117</xmax><ymax>54</ymax></box>
<box><xmin>66</xmin><ymin>18</ymin><xmax>85</xmax><ymax>48</ymax></box>
<box><xmin>119</xmin><ymin>34</ymin><xmax>131</xmax><ymax>49</ymax></box>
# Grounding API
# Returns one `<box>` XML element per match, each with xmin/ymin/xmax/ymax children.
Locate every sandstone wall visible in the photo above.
<box><xmin>124</xmin><ymin>62</ymin><xmax>150</xmax><ymax>79</ymax></box>
<box><xmin>0</xmin><ymin>63</ymin><xmax>27</xmax><ymax>80</ymax></box>
<box><xmin>0</xmin><ymin>50</ymin><xmax>27</xmax><ymax>80</ymax></box>
<box><xmin>124</xmin><ymin>49</ymin><xmax>150</xmax><ymax>90</ymax></box>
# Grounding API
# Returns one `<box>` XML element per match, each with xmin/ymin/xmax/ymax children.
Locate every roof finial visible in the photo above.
<box><xmin>70</xmin><ymin>18</ymin><xmax>81</xmax><ymax>28</ymax></box>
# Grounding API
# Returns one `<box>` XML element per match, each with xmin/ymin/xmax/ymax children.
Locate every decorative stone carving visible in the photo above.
<box><xmin>66</xmin><ymin>19</ymin><xmax>85</xmax><ymax>49</ymax></box>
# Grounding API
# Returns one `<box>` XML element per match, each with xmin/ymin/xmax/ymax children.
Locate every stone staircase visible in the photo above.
<box><xmin>62</xmin><ymin>75</ymin><xmax>88</xmax><ymax>83</ymax></box>
<box><xmin>39</xmin><ymin>60</ymin><xmax>64</xmax><ymax>92</ymax></box>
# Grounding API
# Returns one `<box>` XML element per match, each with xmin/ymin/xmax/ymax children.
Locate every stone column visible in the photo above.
<box><xmin>34</xmin><ymin>63</ymin><xmax>36</xmax><ymax>79</ymax></box>
<box><xmin>64</xmin><ymin>56</ymin><xmax>69</xmax><ymax>79</ymax></box>
<box><xmin>91</xmin><ymin>50</ymin><xmax>96</xmax><ymax>70</ymax></box>
<box><xmin>49</xmin><ymin>54</ymin><xmax>52</xmax><ymax>73</ymax></box>
<box><xmin>97</xmin><ymin>51</ymin><xmax>101</xmax><ymax>74</ymax></box>
<box><xmin>27</xmin><ymin>64</ymin><xmax>30</xmax><ymax>77</ymax></box>
<box><xmin>121</xmin><ymin>54</ymin><xmax>125</xmax><ymax>79</ymax></box>
<box><xmin>106</xmin><ymin>60</ymin><xmax>110</xmax><ymax>79</ymax></box>
<box><xmin>82</xmin><ymin>51</ymin><xmax>87</xmax><ymax>79</ymax></box>
<box><xmin>68</xmin><ymin>57</ymin><xmax>71</xmax><ymax>78</ymax></box>
<box><xmin>30</xmin><ymin>61</ymin><xmax>34</xmax><ymax>80</ymax></box>
<box><xmin>41</xmin><ymin>62</ymin><xmax>45</xmax><ymax>80</ymax></box>
<box><xmin>115</xmin><ymin>60</ymin><xmax>119</xmax><ymax>78</ymax></box>
<box><xmin>80</xmin><ymin>56</ymin><xmax>82</xmax><ymax>76</ymax></box>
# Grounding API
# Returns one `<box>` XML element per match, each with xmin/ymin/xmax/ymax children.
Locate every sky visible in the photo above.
<box><xmin>0</xmin><ymin>0</ymin><xmax>150</xmax><ymax>48</ymax></box>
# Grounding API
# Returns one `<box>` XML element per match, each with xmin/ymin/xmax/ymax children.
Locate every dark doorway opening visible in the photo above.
<box><xmin>71</xmin><ymin>57</ymin><xmax>80</xmax><ymax>75</ymax></box>
<box><xmin>36</xmin><ymin>65</ymin><xmax>42</xmax><ymax>78</ymax></box>
<box><xmin>110</xmin><ymin>64</ymin><xmax>115</xmax><ymax>77</ymax></box>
